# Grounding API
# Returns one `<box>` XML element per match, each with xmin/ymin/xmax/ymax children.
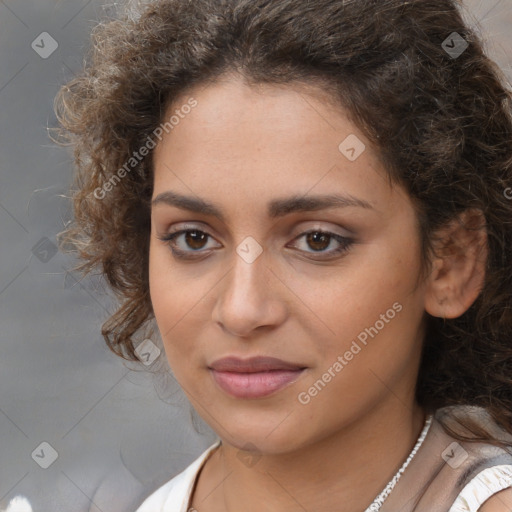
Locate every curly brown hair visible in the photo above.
<box><xmin>55</xmin><ymin>0</ymin><xmax>512</xmax><ymax>446</ymax></box>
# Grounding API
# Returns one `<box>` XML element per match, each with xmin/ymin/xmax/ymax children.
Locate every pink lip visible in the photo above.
<box><xmin>208</xmin><ymin>356</ymin><xmax>307</xmax><ymax>399</ymax></box>
<box><xmin>209</xmin><ymin>356</ymin><xmax>305</xmax><ymax>372</ymax></box>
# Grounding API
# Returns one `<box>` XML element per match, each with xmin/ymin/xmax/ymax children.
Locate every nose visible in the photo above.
<box><xmin>211</xmin><ymin>246</ymin><xmax>288</xmax><ymax>338</ymax></box>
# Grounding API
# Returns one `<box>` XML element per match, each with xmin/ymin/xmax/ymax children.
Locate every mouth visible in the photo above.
<box><xmin>208</xmin><ymin>356</ymin><xmax>307</xmax><ymax>399</ymax></box>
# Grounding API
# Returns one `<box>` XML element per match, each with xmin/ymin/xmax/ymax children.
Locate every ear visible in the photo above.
<box><xmin>424</xmin><ymin>208</ymin><xmax>488</xmax><ymax>319</ymax></box>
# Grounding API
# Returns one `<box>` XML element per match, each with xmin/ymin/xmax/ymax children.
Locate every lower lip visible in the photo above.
<box><xmin>209</xmin><ymin>368</ymin><xmax>306</xmax><ymax>399</ymax></box>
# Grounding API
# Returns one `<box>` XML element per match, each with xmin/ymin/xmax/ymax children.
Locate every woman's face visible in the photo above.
<box><xmin>149</xmin><ymin>75</ymin><xmax>428</xmax><ymax>453</ymax></box>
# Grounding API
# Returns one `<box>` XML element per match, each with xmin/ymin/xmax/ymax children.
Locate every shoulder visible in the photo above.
<box><xmin>450</xmin><ymin>465</ymin><xmax>512</xmax><ymax>512</ymax></box>
<box><xmin>477</xmin><ymin>487</ymin><xmax>512</xmax><ymax>511</ymax></box>
<box><xmin>437</xmin><ymin>406</ymin><xmax>512</xmax><ymax>512</ymax></box>
<box><xmin>135</xmin><ymin>440</ymin><xmax>221</xmax><ymax>511</ymax></box>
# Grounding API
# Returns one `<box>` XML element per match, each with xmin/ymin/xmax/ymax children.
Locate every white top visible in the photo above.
<box><xmin>135</xmin><ymin>440</ymin><xmax>512</xmax><ymax>512</ymax></box>
<box><xmin>135</xmin><ymin>440</ymin><xmax>221</xmax><ymax>512</ymax></box>
<box><xmin>450</xmin><ymin>465</ymin><xmax>512</xmax><ymax>511</ymax></box>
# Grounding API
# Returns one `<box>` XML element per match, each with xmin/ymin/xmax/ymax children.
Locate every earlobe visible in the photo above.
<box><xmin>424</xmin><ymin>209</ymin><xmax>488</xmax><ymax>319</ymax></box>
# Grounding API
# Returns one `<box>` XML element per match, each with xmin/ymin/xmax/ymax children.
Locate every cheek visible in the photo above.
<box><xmin>149</xmin><ymin>243</ymin><xmax>195</xmax><ymax>317</ymax></box>
<box><xmin>149</xmin><ymin>247</ymin><xmax>173</xmax><ymax>321</ymax></box>
<box><xmin>293</xmin><ymin>242</ymin><xmax>423</xmax><ymax>362</ymax></box>
<box><xmin>149</xmin><ymin>247</ymin><xmax>191</xmax><ymax>346</ymax></box>
<box><xmin>148</xmin><ymin>245</ymin><xmax>214</xmax><ymax>362</ymax></box>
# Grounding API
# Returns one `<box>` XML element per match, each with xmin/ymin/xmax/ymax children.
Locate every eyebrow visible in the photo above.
<box><xmin>151</xmin><ymin>191</ymin><xmax>374</xmax><ymax>221</ymax></box>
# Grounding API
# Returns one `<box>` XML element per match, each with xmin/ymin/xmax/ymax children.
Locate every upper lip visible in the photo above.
<box><xmin>209</xmin><ymin>356</ymin><xmax>306</xmax><ymax>373</ymax></box>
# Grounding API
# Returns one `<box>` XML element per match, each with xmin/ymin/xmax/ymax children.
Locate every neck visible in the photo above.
<box><xmin>196</xmin><ymin>400</ymin><xmax>426</xmax><ymax>512</ymax></box>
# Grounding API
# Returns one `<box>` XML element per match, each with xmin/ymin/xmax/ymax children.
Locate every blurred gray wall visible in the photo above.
<box><xmin>0</xmin><ymin>1</ymin><xmax>511</xmax><ymax>511</ymax></box>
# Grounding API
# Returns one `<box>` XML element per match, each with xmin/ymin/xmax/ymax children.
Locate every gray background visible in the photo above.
<box><xmin>0</xmin><ymin>1</ymin><xmax>511</xmax><ymax>511</ymax></box>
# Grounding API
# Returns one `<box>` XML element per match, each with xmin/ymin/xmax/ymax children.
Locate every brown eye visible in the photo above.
<box><xmin>288</xmin><ymin>229</ymin><xmax>354</xmax><ymax>259</ymax></box>
<box><xmin>305</xmin><ymin>231</ymin><xmax>331</xmax><ymax>252</ymax></box>
<box><xmin>158</xmin><ymin>227</ymin><xmax>354</xmax><ymax>261</ymax></box>
<box><xmin>184</xmin><ymin>230</ymin><xmax>208</xmax><ymax>250</ymax></box>
<box><xmin>157</xmin><ymin>228</ymin><xmax>220</xmax><ymax>259</ymax></box>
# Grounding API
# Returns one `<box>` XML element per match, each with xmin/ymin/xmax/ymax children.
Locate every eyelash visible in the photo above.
<box><xmin>157</xmin><ymin>227</ymin><xmax>354</xmax><ymax>261</ymax></box>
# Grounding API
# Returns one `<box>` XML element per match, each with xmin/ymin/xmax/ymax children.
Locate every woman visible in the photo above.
<box><xmin>55</xmin><ymin>0</ymin><xmax>512</xmax><ymax>510</ymax></box>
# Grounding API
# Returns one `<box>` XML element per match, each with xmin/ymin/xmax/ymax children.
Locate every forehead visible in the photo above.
<box><xmin>159</xmin><ymin>74</ymin><xmax>358</xmax><ymax>149</ymax></box>
<box><xmin>151</xmin><ymin>75</ymin><xmax>399</xmax><ymax>217</ymax></box>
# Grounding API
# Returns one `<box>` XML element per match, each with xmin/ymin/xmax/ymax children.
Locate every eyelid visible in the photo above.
<box><xmin>166</xmin><ymin>224</ymin><xmax>223</xmax><ymax>248</ymax></box>
<box><xmin>164</xmin><ymin>221</ymin><xmax>350</xmax><ymax>244</ymax></box>
<box><xmin>165</xmin><ymin>222</ymin><xmax>222</xmax><ymax>240</ymax></box>
<box><xmin>290</xmin><ymin>221</ymin><xmax>351</xmax><ymax>238</ymax></box>
<box><xmin>287</xmin><ymin>228</ymin><xmax>354</xmax><ymax>256</ymax></box>
<box><xmin>158</xmin><ymin>223</ymin><xmax>355</xmax><ymax>261</ymax></box>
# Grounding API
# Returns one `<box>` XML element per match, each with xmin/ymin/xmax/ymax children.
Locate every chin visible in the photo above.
<box><xmin>223</xmin><ymin>425</ymin><xmax>305</xmax><ymax>456</ymax></box>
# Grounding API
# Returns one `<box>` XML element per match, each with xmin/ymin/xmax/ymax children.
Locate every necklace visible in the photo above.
<box><xmin>364</xmin><ymin>413</ymin><xmax>434</xmax><ymax>512</ymax></box>
<box><xmin>214</xmin><ymin>413</ymin><xmax>434</xmax><ymax>512</ymax></box>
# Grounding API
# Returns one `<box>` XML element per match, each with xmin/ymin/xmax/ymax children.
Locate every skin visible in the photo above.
<box><xmin>148</xmin><ymin>73</ymin><xmax>488</xmax><ymax>511</ymax></box>
<box><xmin>479</xmin><ymin>489</ymin><xmax>512</xmax><ymax>511</ymax></box>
